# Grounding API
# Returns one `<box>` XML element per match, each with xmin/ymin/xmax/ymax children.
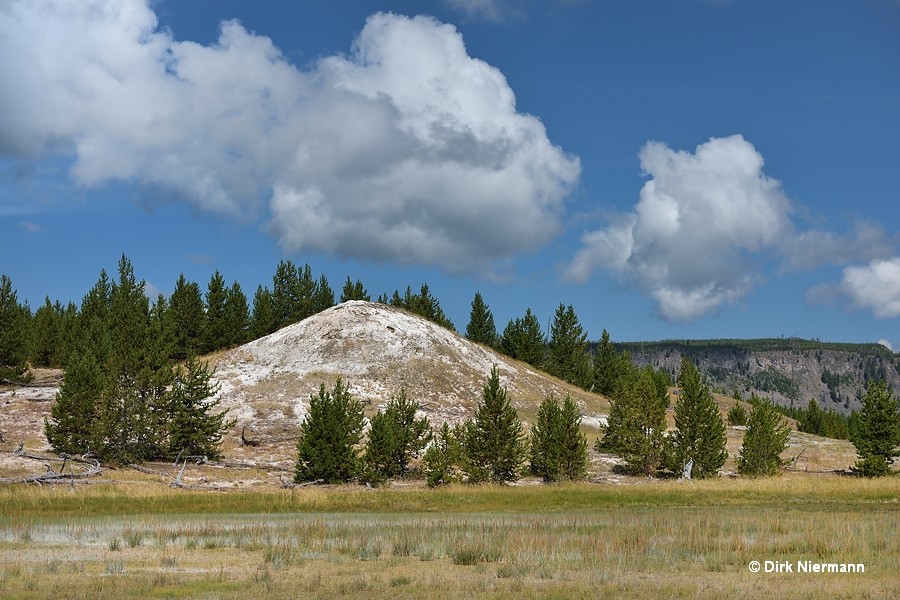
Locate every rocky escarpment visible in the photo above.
<box><xmin>627</xmin><ymin>342</ymin><xmax>900</xmax><ymax>414</ymax></box>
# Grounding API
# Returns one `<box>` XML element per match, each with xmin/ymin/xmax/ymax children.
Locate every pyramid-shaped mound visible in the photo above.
<box><xmin>211</xmin><ymin>301</ymin><xmax>608</xmax><ymax>439</ymax></box>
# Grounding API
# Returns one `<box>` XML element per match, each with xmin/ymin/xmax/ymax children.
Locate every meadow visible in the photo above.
<box><xmin>1</xmin><ymin>475</ymin><xmax>899</xmax><ymax>599</ymax></box>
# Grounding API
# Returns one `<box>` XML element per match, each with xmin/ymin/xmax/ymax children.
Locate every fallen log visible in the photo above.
<box><xmin>197</xmin><ymin>456</ymin><xmax>292</xmax><ymax>472</ymax></box>
<box><xmin>129</xmin><ymin>464</ymin><xmax>175</xmax><ymax>479</ymax></box>
<box><xmin>0</xmin><ymin>460</ymin><xmax>102</xmax><ymax>484</ymax></box>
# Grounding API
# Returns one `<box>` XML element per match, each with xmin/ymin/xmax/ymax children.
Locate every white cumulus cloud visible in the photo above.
<box><xmin>565</xmin><ymin>134</ymin><xmax>897</xmax><ymax>322</ymax></box>
<box><xmin>0</xmin><ymin>1</ymin><xmax>580</xmax><ymax>274</ymax></box>
<box><xmin>565</xmin><ymin>135</ymin><xmax>793</xmax><ymax>321</ymax></box>
<box><xmin>807</xmin><ymin>258</ymin><xmax>900</xmax><ymax>319</ymax></box>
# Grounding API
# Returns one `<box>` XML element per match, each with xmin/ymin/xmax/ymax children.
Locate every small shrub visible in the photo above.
<box><xmin>123</xmin><ymin>528</ymin><xmax>143</xmax><ymax>548</ymax></box>
<box><xmin>356</xmin><ymin>540</ymin><xmax>383</xmax><ymax>561</ymax></box>
<box><xmin>495</xmin><ymin>564</ymin><xmax>518</xmax><ymax>578</ymax></box>
<box><xmin>451</xmin><ymin>546</ymin><xmax>483</xmax><ymax>565</ymax></box>
<box><xmin>160</xmin><ymin>554</ymin><xmax>177</xmax><ymax>567</ymax></box>
<box><xmin>254</xmin><ymin>566</ymin><xmax>271</xmax><ymax>584</ymax></box>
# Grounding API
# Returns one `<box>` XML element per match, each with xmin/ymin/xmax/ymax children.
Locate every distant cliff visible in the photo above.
<box><xmin>617</xmin><ymin>339</ymin><xmax>900</xmax><ymax>415</ymax></box>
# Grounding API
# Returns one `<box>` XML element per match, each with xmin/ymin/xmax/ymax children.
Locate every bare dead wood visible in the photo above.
<box><xmin>129</xmin><ymin>464</ymin><xmax>174</xmax><ymax>479</ymax></box>
<box><xmin>0</xmin><ymin>458</ymin><xmax>102</xmax><ymax>484</ymax></box>
<box><xmin>174</xmin><ymin>460</ymin><xmax>187</xmax><ymax>486</ymax></box>
<box><xmin>197</xmin><ymin>456</ymin><xmax>291</xmax><ymax>472</ymax></box>
<box><xmin>165</xmin><ymin>457</ymin><xmax>231</xmax><ymax>491</ymax></box>
<box><xmin>783</xmin><ymin>466</ymin><xmax>846</xmax><ymax>474</ymax></box>
<box><xmin>240</xmin><ymin>426</ymin><xmax>260</xmax><ymax>447</ymax></box>
<box><xmin>280</xmin><ymin>476</ymin><xmax>323</xmax><ymax>489</ymax></box>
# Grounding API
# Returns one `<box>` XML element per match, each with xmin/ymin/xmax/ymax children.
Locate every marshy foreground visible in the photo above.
<box><xmin>1</xmin><ymin>476</ymin><xmax>898</xmax><ymax>599</ymax></box>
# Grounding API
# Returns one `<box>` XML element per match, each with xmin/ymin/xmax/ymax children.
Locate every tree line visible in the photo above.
<box><xmin>294</xmin><ymin>366</ymin><xmax>589</xmax><ymax>487</ymax></box>
<box><xmin>4</xmin><ymin>256</ymin><xmax>899</xmax><ymax>477</ymax></box>
<box><xmin>3</xmin><ymin>258</ymin><xmax>656</xmax><ymax>398</ymax></box>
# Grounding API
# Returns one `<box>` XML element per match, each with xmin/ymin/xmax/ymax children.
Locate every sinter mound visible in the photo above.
<box><xmin>210</xmin><ymin>300</ymin><xmax>610</xmax><ymax>443</ymax></box>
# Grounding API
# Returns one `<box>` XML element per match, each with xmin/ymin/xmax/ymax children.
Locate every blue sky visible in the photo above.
<box><xmin>1</xmin><ymin>0</ymin><xmax>899</xmax><ymax>348</ymax></box>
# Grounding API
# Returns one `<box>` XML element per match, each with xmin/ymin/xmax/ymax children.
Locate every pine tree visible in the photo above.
<box><xmin>668</xmin><ymin>357</ymin><xmax>727</xmax><ymax>478</ymax></box>
<box><xmin>423</xmin><ymin>421</ymin><xmax>465</xmax><ymax>487</ymax></box>
<box><xmin>203</xmin><ymin>270</ymin><xmax>228</xmax><ymax>354</ymax></box>
<box><xmin>75</xmin><ymin>269</ymin><xmax>112</xmax><ymax>367</ymax></box>
<box><xmin>45</xmin><ymin>342</ymin><xmax>105</xmax><ymax>455</ymax></box>
<box><xmin>557</xmin><ymin>395</ymin><xmax>589</xmax><ymax>481</ymax></box>
<box><xmin>272</xmin><ymin>261</ymin><xmax>319</xmax><ymax>327</ymax></box>
<box><xmin>530</xmin><ymin>395</ymin><xmax>588</xmax><ymax>482</ymax></box>
<box><xmin>598</xmin><ymin>369</ymin><xmax>668</xmax><ymax>476</ymax></box>
<box><xmin>96</xmin><ymin>255</ymin><xmax>173</xmax><ymax>463</ymax></box>
<box><xmin>388</xmin><ymin>388</ymin><xmax>431</xmax><ymax>476</ymax></box>
<box><xmin>169</xmin><ymin>274</ymin><xmax>205</xmax><ymax>360</ymax></box>
<box><xmin>547</xmin><ymin>304</ymin><xmax>591</xmax><ymax>388</ymax></box>
<box><xmin>312</xmin><ymin>274</ymin><xmax>335</xmax><ymax>315</ymax></box>
<box><xmin>46</xmin><ymin>271</ymin><xmax>114</xmax><ymax>454</ymax></box>
<box><xmin>149</xmin><ymin>293</ymin><xmax>175</xmax><ymax>378</ymax></box>
<box><xmin>799</xmin><ymin>398</ymin><xmax>824</xmax><ymax>436</ymax></box>
<box><xmin>165</xmin><ymin>355</ymin><xmax>235</xmax><ymax>460</ymax></box>
<box><xmin>500</xmin><ymin>308</ymin><xmax>545</xmax><ymax>369</ymax></box>
<box><xmin>29</xmin><ymin>297</ymin><xmax>63</xmax><ymax>368</ymax></box>
<box><xmin>737</xmin><ymin>398</ymin><xmax>791</xmax><ymax>476</ymax></box>
<box><xmin>363</xmin><ymin>388</ymin><xmax>431</xmax><ymax>482</ymax></box>
<box><xmin>295</xmin><ymin>378</ymin><xmax>366</xmax><ymax>483</ymax></box>
<box><xmin>0</xmin><ymin>274</ymin><xmax>30</xmax><ymax>382</ymax></box>
<box><xmin>272</xmin><ymin>260</ymin><xmax>299</xmax><ymax>327</ymax></box>
<box><xmin>850</xmin><ymin>380</ymin><xmax>900</xmax><ymax>477</ymax></box>
<box><xmin>465</xmin><ymin>292</ymin><xmax>497</xmax><ymax>348</ymax></box>
<box><xmin>296</xmin><ymin>264</ymin><xmax>318</xmax><ymax>320</ymax></box>
<box><xmin>340</xmin><ymin>277</ymin><xmax>370</xmax><ymax>302</ymax></box>
<box><xmin>638</xmin><ymin>364</ymin><xmax>672</xmax><ymax>413</ymax></box>
<box><xmin>727</xmin><ymin>403</ymin><xmax>748</xmax><ymax>426</ymax></box>
<box><xmin>622</xmin><ymin>370</ymin><xmax>668</xmax><ymax>476</ymax></box>
<box><xmin>223</xmin><ymin>281</ymin><xmax>249</xmax><ymax>348</ymax></box>
<box><xmin>389</xmin><ymin>284</ymin><xmax>455</xmax><ymax>330</ymax></box>
<box><xmin>249</xmin><ymin>284</ymin><xmax>277</xmax><ymax>339</ymax></box>
<box><xmin>362</xmin><ymin>409</ymin><xmax>396</xmax><ymax>486</ymax></box>
<box><xmin>44</xmin><ymin>271</ymin><xmax>110</xmax><ymax>454</ymax></box>
<box><xmin>57</xmin><ymin>301</ymin><xmax>78</xmax><ymax>366</ymax></box>
<box><xmin>530</xmin><ymin>396</ymin><xmax>561</xmax><ymax>481</ymax></box>
<box><xmin>464</xmin><ymin>367</ymin><xmax>527</xmax><ymax>483</ymax></box>
<box><xmin>592</xmin><ymin>329</ymin><xmax>619</xmax><ymax>397</ymax></box>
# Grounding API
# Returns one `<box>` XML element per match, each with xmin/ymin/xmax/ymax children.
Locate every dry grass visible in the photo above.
<box><xmin>0</xmin><ymin>477</ymin><xmax>899</xmax><ymax>599</ymax></box>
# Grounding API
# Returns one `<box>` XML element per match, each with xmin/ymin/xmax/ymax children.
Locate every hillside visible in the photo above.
<box><xmin>210</xmin><ymin>301</ymin><xmax>610</xmax><ymax>447</ymax></box>
<box><xmin>620</xmin><ymin>339</ymin><xmax>900</xmax><ymax>414</ymax></box>
<box><xmin>0</xmin><ymin>313</ymin><xmax>866</xmax><ymax>485</ymax></box>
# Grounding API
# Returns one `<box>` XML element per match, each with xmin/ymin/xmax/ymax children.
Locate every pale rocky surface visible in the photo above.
<box><xmin>210</xmin><ymin>300</ymin><xmax>610</xmax><ymax>441</ymax></box>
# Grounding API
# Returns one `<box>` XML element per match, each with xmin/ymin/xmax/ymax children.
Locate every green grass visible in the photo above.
<box><xmin>1</xmin><ymin>476</ymin><xmax>899</xmax><ymax>520</ymax></box>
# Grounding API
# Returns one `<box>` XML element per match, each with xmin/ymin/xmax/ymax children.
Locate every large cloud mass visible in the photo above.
<box><xmin>565</xmin><ymin>135</ymin><xmax>896</xmax><ymax>322</ymax></box>
<box><xmin>0</xmin><ymin>1</ymin><xmax>580</xmax><ymax>273</ymax></box>
<box><xmin>565</xmin><ymin>135</ymin><xmax>793</xmax><ymax>321</ymax></box>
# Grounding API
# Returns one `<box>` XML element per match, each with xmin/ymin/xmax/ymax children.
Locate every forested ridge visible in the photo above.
<box><xmin>2</xmin><ymin>255</ymin><xmax>899</xmax><ymax>477</ymax></box>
